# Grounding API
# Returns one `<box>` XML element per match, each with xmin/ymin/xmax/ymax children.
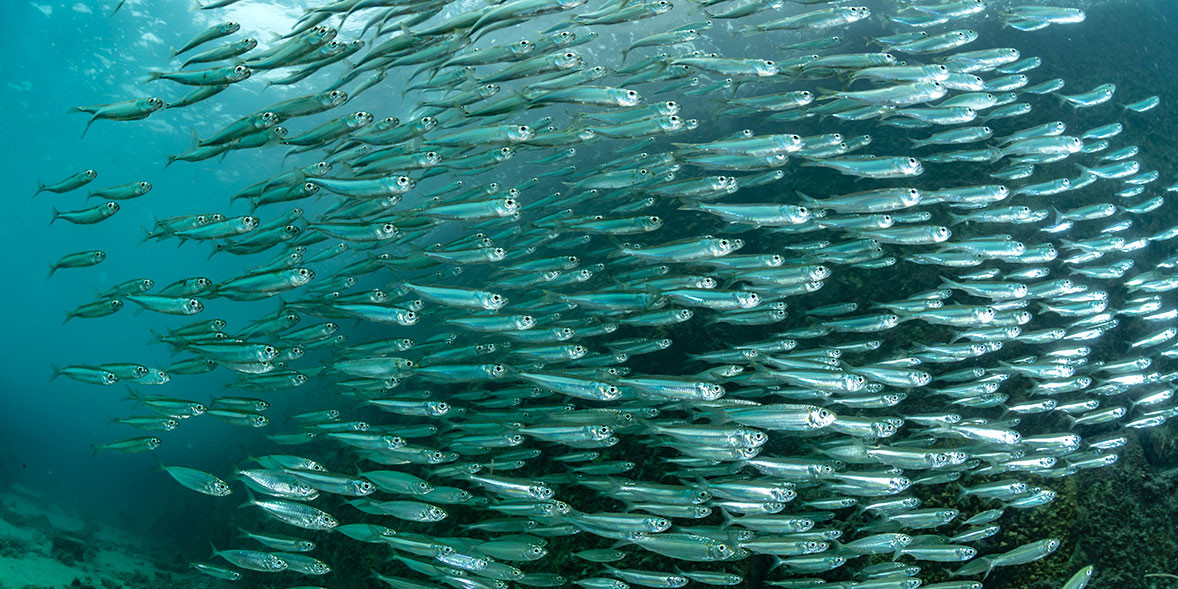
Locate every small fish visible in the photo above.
<box><xmin>155</xmin><ymin>458</ymin><xmax>232</xmax><ymax>496</ymax></box>
<box><xmin>92</xmin><ymin>436</ymin><xmax>160</xmax><ymax>455</ymax></box>
<box><xmin>50</xmin><ymin>202</ymin><xmax>119</xmax><ymax>226</ymax></box>
<box><xmin>48</xmin><ymin>250</ymin><xmax>106</xmax><ymax>279</ymax></box>
<box><xmin>172</xmin><ymin>21</ymin><xmax>241</xmax><ymax>57</ymax></box>
<box><xmin>71</xmin><ymin>97</ymin><xmax>164</xmax><ymax>137</ymax></box>
<box><xmin>34</xmin><ymin>169</ymin><xmax>97</xmax><ymax>197</ymax></box>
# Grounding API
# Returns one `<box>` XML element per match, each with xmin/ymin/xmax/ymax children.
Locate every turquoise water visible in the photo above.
<box><xmin>3</xmin><ymin>0</ymin><xmax>1178</xmax><ymax>587</ymax></box>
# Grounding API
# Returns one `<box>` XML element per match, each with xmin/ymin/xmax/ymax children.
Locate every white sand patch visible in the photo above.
<box><xmin>0</xmin><ymin>555</ymin><xmax>83</xmax><ymax>588</ymax></box>
<box><xmin>0</xmin><ymin>486</ymin><xmax>196</xmax><ymax>588</ymax></box>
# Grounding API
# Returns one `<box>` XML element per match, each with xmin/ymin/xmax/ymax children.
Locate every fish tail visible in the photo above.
<box><xmin>955</xmin><ymin>482</ymin><xmax>968</xmax><ymax>502</ymax></box>
<box><xmin>144</xmin><ymin>70</ymin><xmax>163</xmax><ymax>84</ymax></box>
<box><xmin>62</xmin><ymin>311</ymin><xmax>74</xmax><ymax>324</ymax></box>
<box><xmin>33</xmin><ymin>181</ymin><xmax>46</xmax><ymax>197</ymax></box>
<box><xmin>49</xmin><ymin>364</ymin><xmax>61</xmax><ymax>382</ymax></box>
<box><xmin>814</xmin><ymin>87</ymin><xmax>839</xmax><ymax>99</ymax></box>
<box><xmin>80</xmin><ymin>118</ymin><xmax>96</xmax><ymax>139</ymax></box>
<box><xmin>122</xmin><ymin>386</ymin><xmax>142</xmax><ymax>405</ymax></box>
<box><xmin>1050</xmin><ymin>206</ymin><xmax>1066</xmax><ymax>226</ymax></box>
<box><xmin>540</xmin><ymin>20</ymin><xmax>571</xmax><ymax>35</ymax></box>
<box><xmin>980</xmin><ymin>558</ymin><xmax>996</xmax><ymax>580</ymax></box>
<box><xmin>49</xmin><ymin>207</ymin><xmax>60</xmax><ymax>226</ymax></box>
<box><xmin>138</xmin><ymin>226</ymin><xmax>155</xmax><ymax>245</ymax></box>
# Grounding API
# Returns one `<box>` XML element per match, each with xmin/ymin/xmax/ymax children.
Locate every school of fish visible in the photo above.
<box><xmin>40</xmin><ymin>0</ymin><xmax>1174</xmax><ymax>586</ymax></box>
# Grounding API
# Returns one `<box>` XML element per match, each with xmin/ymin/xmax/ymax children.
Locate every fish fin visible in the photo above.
<box><xmin>33</xmin><ymin>181</ymin><xmax>47</xmax><ymax>197</ymax></box>
<box><xmin>121</xmin><ymin>386</ymin><xmax>143</xmax><ymax>406</ymax></box>
<box><xmin>152</xmin><ymin>454</ymin><xmax>167</xmax><ymax>472</ymax></box>
<box><xmin>1050</xmin><ymin>206</ymin><xmax>1066</xmax><ymax>226</ymax></box>
<box><xmin>955</xmin><ymin>482</ymin><xmax>969</xmax><ymax>502</ymax></box>
<box><xmin>979</xmin><ymin>557</ymin><xmax>996</xmax><ymax>580</ymax></box>
<box><xmin>49</xmin><ymin>207</ymin><xmax>60</xmax><ymax>226</ymax></box>
<box><xmin>47</xmin><ymin>263</ymin><xmax>57</xmax><ymax>280</ymax></box>
<box><xmin>238</xmin><ymin>486</ymin><xmax>258</xmax><ymax>509</ymax></box>
<box><xmin>813</xmin><ymin>87</ymin><xmax>840</xmax><ymax>100</ymax></box>
<box><xmin>80</xmin><ymin>117</ymin><xmax>96</xmax><ymax>139</ymax></box>
<box><xmin>49</xmin><ymin>364</ymin><xmax>61</xmax><ymax>382</ymax></box>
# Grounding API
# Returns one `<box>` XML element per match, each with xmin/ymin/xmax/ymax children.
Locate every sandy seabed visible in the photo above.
<box><xmin>0</xmin><ymin>484</ymin><xmax>198</xmax><ymax>589</ymax></box>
